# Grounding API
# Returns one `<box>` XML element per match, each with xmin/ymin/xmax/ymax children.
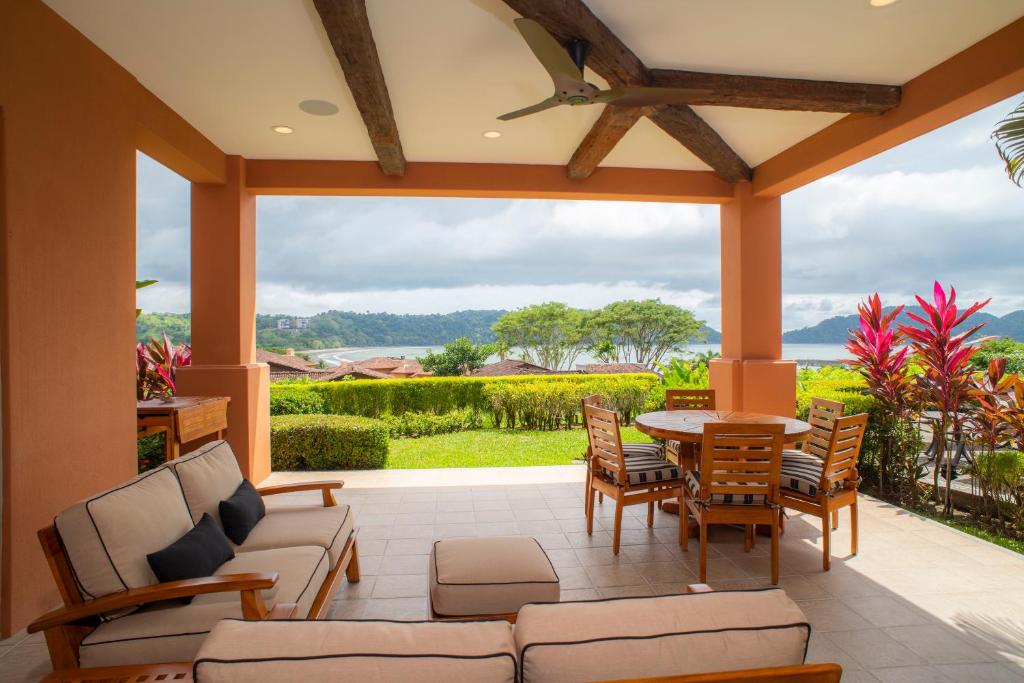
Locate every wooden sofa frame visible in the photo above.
<box><xmin>29</xmin><ymin>480</ymin><xmax>359</xmax><ymax>672</ymax></box>
<box><xmin>38</xmin><ymin>584</ymin><xmax>839</xmax><ymax>683</ymax></box>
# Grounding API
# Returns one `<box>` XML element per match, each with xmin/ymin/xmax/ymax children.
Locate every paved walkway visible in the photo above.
<box><xmin>6</xmin><ymin>464</ymin><xmax>1023</xmax><ymax>682</ymax></box>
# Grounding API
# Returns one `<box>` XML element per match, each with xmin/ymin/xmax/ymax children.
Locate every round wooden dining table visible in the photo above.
<box><xmin>633</xmin><ymin>409</ymin><xmax>812</xmax><ymax>516</ymax></box>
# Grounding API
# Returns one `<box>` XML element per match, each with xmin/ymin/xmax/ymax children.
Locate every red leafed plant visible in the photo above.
<box><xmin>899</xmin><ymin>282</ymin><xmax>990</xmax><ymax>514</ymax></box>
<box><xmin>845</xmin><ymin>293</ymin><xmax>916</xmax><ymax>495</ymax></box>
<box><xmin>136</xmin><ymin>333</ymin><xmax>192</xmax><ymax>400</ymax></box>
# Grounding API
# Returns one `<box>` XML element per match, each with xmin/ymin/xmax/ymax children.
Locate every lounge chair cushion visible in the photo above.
<box><xmin>430</xmin><ymin>536</ymin><xmax>559</xmax><ymax>616</ymax></box>
<box><xmin>514</xmin><ymin>589</ymin><xmax>810</xmax><ymax>683</ymax></box>
<box><xmin>602</xmin><ymin>455</ymin><xmax>681</xmax><ymax>486</ymax></box>
<box><xmin>621</xmin><ymin>442</ymin><xmax>664</xmax><ymax>458</ymax></box>
<box><xmin>78</xmin><ymin>545</ymin><xmax>329</xmax><ymax>668</ymax></box>
<box><xmin>55</xmin><ymin>467</ymin><xmax>195</xmax><ymax>599</ymax></box>
<box><xmin>684</xmin><ymin>470</ymin><xmax>767</xmax><ymax>505</ymax></box>
<box><xmin>168</xmin><ymin>440</ymin><xmax>244</xmax><ymax>526</ymax></box>
<box><xmin>194</xmin><ymin>619</ymin><xmax>517</xmax><ymax>683</ymax></box>
<box><xmin>238</xmin><ymin>503</ymin><xmax>354</xmax><ymax>569</ymax></box>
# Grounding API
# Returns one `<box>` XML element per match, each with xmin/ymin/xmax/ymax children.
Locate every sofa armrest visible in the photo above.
<box><xmin>257</xmin><ymin>481</ymin><xmax>343</xmax><ymax>507</ymax></box>
<box><xmin>28</xmin><ymin>572</ymin><xmax>279</xmax><ymax>632</ymax></box>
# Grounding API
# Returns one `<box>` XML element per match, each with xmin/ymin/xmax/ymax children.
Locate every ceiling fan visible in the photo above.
<box><xmin>498</xmin><ymin>18</ymin><xmax>708</xmax><ymax>121</ymax></box>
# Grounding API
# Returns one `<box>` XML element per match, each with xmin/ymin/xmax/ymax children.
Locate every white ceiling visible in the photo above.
<box><xmin>44</xmin><ymin>0</ymin><xmax>1024</xmax><ymax>171</ymax></box>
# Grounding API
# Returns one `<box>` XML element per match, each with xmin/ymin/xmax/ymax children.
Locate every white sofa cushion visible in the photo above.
<box><xmin>193</xmin><ymin>619</ymin><xmax>517</xmax><ymax>682</ymax></box>
<box><xmin>168</xmin><ymin>441</ymin><xmax>244</xmax><ymax>525</ymax></box>
<box><xmin>55</xmin><ymin>467</ymin><xmax>194</xmax><ymax>599</ymax></box>
<box><xmin>514</xmin><ymin>588</ymin><xmax>809</xmax><ymax>683</ymax></box>
<box><xmin>238</xmin><ymin>504</ymin><xmax>354</xmax><ymax>569</ymax></box>
<box><xmin>78</xmin><ymin>545</ymin><xmax>329</xmax><ymax>667</ymax></box>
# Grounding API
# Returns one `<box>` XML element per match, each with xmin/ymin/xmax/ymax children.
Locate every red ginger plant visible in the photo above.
<box><xmin>899</xmin><ymin>282</ymin><xmax>990</xmax><ymax>514</ymax></box>
<box><xmin>136</xmin><ymin>333</ymin><xmax>192</xmax><ymax>400</ymax></box>
<box><xmin>845</xmin><ymin>293</ymin><xmax>915</xmax><ymax>495</ymax></box>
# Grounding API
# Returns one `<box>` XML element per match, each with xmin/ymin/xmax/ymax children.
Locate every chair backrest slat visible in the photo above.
<box><xmin>821</xmin><ymin>413</ymin><xmax>868</xmax><ymax>488</ymax></box>
<box><xmin>802</xmin><ymin>397</ymin><xmax>844</xmax><ymax>457</ymax></box>
<box><xmin>666</xmin><ymin>389</ymin><xmax>716</xmax><ymax>411</ymax></box>
<box><xmin>583</xmin><ymin>404</ymin><xmax>627</xmax><ymax>484</ymax></box>
<box><xmin>698</xmin><ymin>423</ymin><xmax>785</xmax><ymax>503</ymax></box>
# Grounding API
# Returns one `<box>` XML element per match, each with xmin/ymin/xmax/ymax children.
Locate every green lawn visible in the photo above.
<box><xmin>386</xmin><ymin>426</ymin><xmax>653</xmax><ymax>469</ymax></box>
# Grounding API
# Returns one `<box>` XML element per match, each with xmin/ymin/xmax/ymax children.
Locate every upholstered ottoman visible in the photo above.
<box><xmin>429</xmin><ymin>536</ymin><xmax>559</xmax><ymax>621</ymax></box>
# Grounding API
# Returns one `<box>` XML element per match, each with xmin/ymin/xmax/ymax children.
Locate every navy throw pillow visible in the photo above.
<box><xmin>219</xmin><ymin>479</ymin><xmax>266</xmax><ymax>545</ymax></box>
<box><xmin>146</xmin><ymin>513</ymin><xmax>234</xmax><ymax>603</ymax></box>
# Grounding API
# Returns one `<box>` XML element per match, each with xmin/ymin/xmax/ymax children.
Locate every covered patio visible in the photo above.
<box><xmin>3</xmin><ymin>0</ymin><xmax>1024</xmax><ymax>680</ymax></box>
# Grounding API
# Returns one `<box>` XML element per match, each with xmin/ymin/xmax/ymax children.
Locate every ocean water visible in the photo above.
<box><xmin>307</xmin><ymin>343</ymin><xmax>849</xmax><ymax>368</ymax></box>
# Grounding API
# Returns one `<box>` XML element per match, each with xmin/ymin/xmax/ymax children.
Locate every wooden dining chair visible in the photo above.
<box><xmin>664</xmin><ymin>389</ymin><xmax>716</xmax><ymax>467</ymax></box>
<box><xmin>681</xmin><ymin>422</ymin><xmax>786</xmax><ymax>584</ymax></box>
<box><xmin>583</xmin><ymin>404</ymin><xmax>686</xmax><ymax>554</ymax></box>
<box><xmin>582</xmin><ymin>394</ymin><xmax>665</xmax><ymax>518</ymax></box>
<box><xmin>779</xmin><ymin>413</ymin><xmax>868</xmax><ymax>570</ymax></box>
<box><xmin>780</xmin><ymin>397</ymin><xmax>844</xmax><ymax>532</ymax></box>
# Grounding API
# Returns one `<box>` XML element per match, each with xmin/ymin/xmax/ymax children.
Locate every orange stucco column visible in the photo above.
<box><xmin>709</xmin><ymin>182</ymin><xmax>796</xmax><ymax>417</ymax></box>
<box><xmin>175</xmin><ymin>156</ymin><xmax>270</xmax><ymax>482</ymax></box>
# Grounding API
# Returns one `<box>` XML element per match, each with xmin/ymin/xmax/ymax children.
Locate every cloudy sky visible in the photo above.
<box><xmin>136</xmin><ymin>96</ymin><xmax>1024</xmax><ymax>332</ymax></box>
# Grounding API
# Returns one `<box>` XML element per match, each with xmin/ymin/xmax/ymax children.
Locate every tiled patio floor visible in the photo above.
<box><xmin>5</xmin><ymin>465</ymin><xmax>1024</xmax><ymax>682</ymax></box>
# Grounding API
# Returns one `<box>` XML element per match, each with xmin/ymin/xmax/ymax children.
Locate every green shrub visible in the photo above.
<box><xmin>380</xmin><ymin>409</ymin><xmax>482</xmax><ymax>438</ymax></box>
<box><xmin>270</xmin><ymin>387</ymin><xmax>326</xmax><ymax>416</ymax></box>
<box><xmin>137</xmin><ymin>433</ymin><xmax>166</xmax><ymax>473</ymax></box>
<box><xmin>270</xmin><ymin>414</ymin><xmax>388</xmax><ymax>470</ymax></box>
<box><xmin>483</xmin><ymin>375</ymin><xmax>660</xmax><ymax>429</ymax></box>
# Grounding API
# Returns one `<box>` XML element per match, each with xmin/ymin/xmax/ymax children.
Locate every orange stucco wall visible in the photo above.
<box><xmin>0</xmin><ymin>0</ymin><xmax>228</xmax><ymax>636</ymax></box>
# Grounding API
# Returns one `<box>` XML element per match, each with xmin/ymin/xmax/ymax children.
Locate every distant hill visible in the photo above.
<box><xmin>783</xmin><ymin>307</ymin><xmax>1024</xmax><ymax>343</ymax></box>
<box><xmin>139</xmin><ymin>309</ymin><xmax>721</xmax><ymax>348</ymax></box>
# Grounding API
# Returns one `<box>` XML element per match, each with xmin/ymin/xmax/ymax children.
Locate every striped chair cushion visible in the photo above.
<box><xmin>622</xmin><ymin>442</ymin><xmax>665</xmax><ymax>459</ymax></box>
<box><xmin>603</xmin><ymin>455</ymin><xmax>681</xmax><ymax>486</ymax></box>
<box><xmin>781</xmin><ymin>452</ymin><xmax>831</xmax><ymax>497</ymax></box>
<box><xmin>684</xmin><ymin>470</ymin><xmax>767</xmax><ymax>506</ymax></box>
<box><xmin>664</xmin><ymin>440</ymin><xmax>681</xmax><ymax>455</ymax></box>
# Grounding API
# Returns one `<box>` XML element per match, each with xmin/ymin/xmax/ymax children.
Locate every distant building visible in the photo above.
<box><xmin>257</xmin><ymin>348</ymin><xmax>318</xmax><ymax>381</ymax></box>
<box><xmin>317</xmin><ymin>357</ymin><xmax>433</xmax><ymax>382</ymax></box>
<box><xmin>470</xmin><ymin>359</ymin><xmax>571</xmax><ymax>377</ymax></box>
<box><xmin>276</xmin><ymin>317</ymin><xmax>311</xmax><ymax>330</ymax></box>
<box><xmin>576</xmin><ymin>363</ymin><xmax>657</xmax><ymax>375</ymax></box>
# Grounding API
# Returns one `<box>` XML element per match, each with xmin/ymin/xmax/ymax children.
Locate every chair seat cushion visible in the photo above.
<box><xmin>79</xmin><ymin>545</ymin><xmax>329</xmax><ymax>668</ymax></box>
<box><xmin>684</xmin><ymin>471</ymin><xmax>767</xmax><ymax>506</ymax></box>
<box><xmin>238</xmin><ymin>503</ymin><xmax>354</xmax><ymax>569</ymax></box>
<box><xmin>195</xmin><ymin>618</ymin><xmax>517</xmax><ymax>682</ymax></box>
<box><xmin>430</xmin><ymin>536</ymin><xmax>559</xmax><ymax>617</ymax></box>
<box><xmin>622</xmin><ymin>442</ymin><xmax>664</xmax><ymax>459</ymax></box>
<box><xmin>781</xmin><ymin>453</ymin><xmax>832</xmax><ymax>497</ymax></box>
<box><xmin>603</xmin><ymin>454</ymin><xmax>681</xmax><ymax>486</ymax></box>
<box><xmin>514</xmin><ymin>589</ymin><xmax>810</xmax><ymax>683</ymax></box>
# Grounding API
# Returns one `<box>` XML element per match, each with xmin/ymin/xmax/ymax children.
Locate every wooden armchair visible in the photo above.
<box><xmin>664</xmin><ymin>389</ymin><xmax>716</xmax><ymax>467</ymax></box>
<box><xmin>584</xmin><ymin>404</ymin><xmax>686</xmax><ymax>554</ymax></box>
<box><xmin>780</xmin><ymin>413</ymin><xmax>868</xmax><ymax>570</ymax></box>
<box><xmin>681</xmin><ymin>423</ymin><xmax>785</xmax><ymax>584</ymax></box>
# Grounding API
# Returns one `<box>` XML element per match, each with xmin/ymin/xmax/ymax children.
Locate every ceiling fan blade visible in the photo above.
<box><xmin>497</xmin><ymin>96</ymin><xmax>563</xmax><ymax>121</ymax></box>
<box><xmin>595</xmin><ymin>87</ymin><xmax>711</xmax><ymax>107</ymax></box>
<box><xmin>513</xmin><ymin>18</ymin><xmax>583</xmax><ymax>84</ymax></box>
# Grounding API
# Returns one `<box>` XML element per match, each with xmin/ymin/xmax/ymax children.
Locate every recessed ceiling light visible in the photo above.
<box><xmin>869</xmin><ymin>0</ymin><xmax>899</xmax><ymax>7</ymax></box>
<box><xmin>482</xmin><ymin>130</ymin><xmax>502</xmax><ymax>139</ymax></box>
<box><xmin>271</xmin><ymin>125</ymin><xmax>294</xmax><ymax>134</ymax></box>
<box><xmin>299</xmin><ymin>99</ymin><xmax>340</xmax><ymax>116</ymax></box>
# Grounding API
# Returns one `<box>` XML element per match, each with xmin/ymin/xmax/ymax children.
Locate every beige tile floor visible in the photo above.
<box><xmin>5</xmin><ymin>465</ymin><xmax>1024</xmax><ymax>682</ymax></box>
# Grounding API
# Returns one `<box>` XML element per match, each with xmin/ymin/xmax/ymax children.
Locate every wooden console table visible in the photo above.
<box><xmin>137</xmin><ymin>396</ymin><xmax>230</xmax><ymax>462</ymax></box>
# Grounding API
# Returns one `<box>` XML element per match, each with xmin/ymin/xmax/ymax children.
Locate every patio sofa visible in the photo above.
<box><xmin>42</xmin><ymin>586</ymin><xmax>820</xmax><ymax>682</ymax></box>
<box><xmin>29</xmin><ymin>440</ymin><xmax>359</xmax><ymax>671</ymax></box>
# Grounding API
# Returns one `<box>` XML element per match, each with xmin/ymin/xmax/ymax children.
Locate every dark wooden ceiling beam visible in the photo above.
<box><xmin>313</xmin><ymin>0</ymin><xmax>405</xmax><ymax>176</ymax></box>
<box><xmin>649</xmin><ymin>69</ymin><xmax>900</xmax><ymax>114</ymax></box>
<box><xmin>649</xmin><ymin>105</ymin><xmax>751</xmax><ymax>182</ymax></box>
<box><xmin>567</xmin><ymin>106</ymin><xmax>646</xmax><ymax>179</ymax></box>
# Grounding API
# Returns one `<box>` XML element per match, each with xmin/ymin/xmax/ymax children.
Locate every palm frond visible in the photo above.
<box><xmin>992</xmin><ymin>98</ymin><xmax>1024</xmax><ymax>188</ymax></box>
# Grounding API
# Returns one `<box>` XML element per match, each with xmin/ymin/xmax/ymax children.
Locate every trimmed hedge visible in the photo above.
<box><xmin>270</xmin><ymin>387</ymin><xmax>326</xmax><ymax>416</ymax></box>
<box><xmin>270</xmin><ymin>373</ymin><xmax>660</xmax><ymax>423</ymax></box>
<box><xmin>381</xmin><ymin>409</ymin><xmax>482</xmax><ymax>438</ymax></box>
<box><xmin>270</xmin><ymin>414</ymin><xmax>388</xmax><ymax>470</ymax></box>
<box><xmin>483</xmin><ymin>375</ymin><xmax>658</xmax><ymax>429</ymax></box>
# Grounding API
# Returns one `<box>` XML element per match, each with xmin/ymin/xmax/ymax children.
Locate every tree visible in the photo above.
<box><xmin>492</xmin><ymin>303</ymin><xmax>591</xmax><ymax>371</ymax></box>
<box><xmin>418</xmin><ymin>337</ymin><xmax>495</xmax><ymax>376</ymax></box>
<box><xmin>992</xmin><ymin>97</ymin><xmax>1024</xmax><ymax>187</ymax></box>
<box><xmin>588</xmin><ymin>299</ymin><xmax>705</xmax><ymax>367</ymax></box>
